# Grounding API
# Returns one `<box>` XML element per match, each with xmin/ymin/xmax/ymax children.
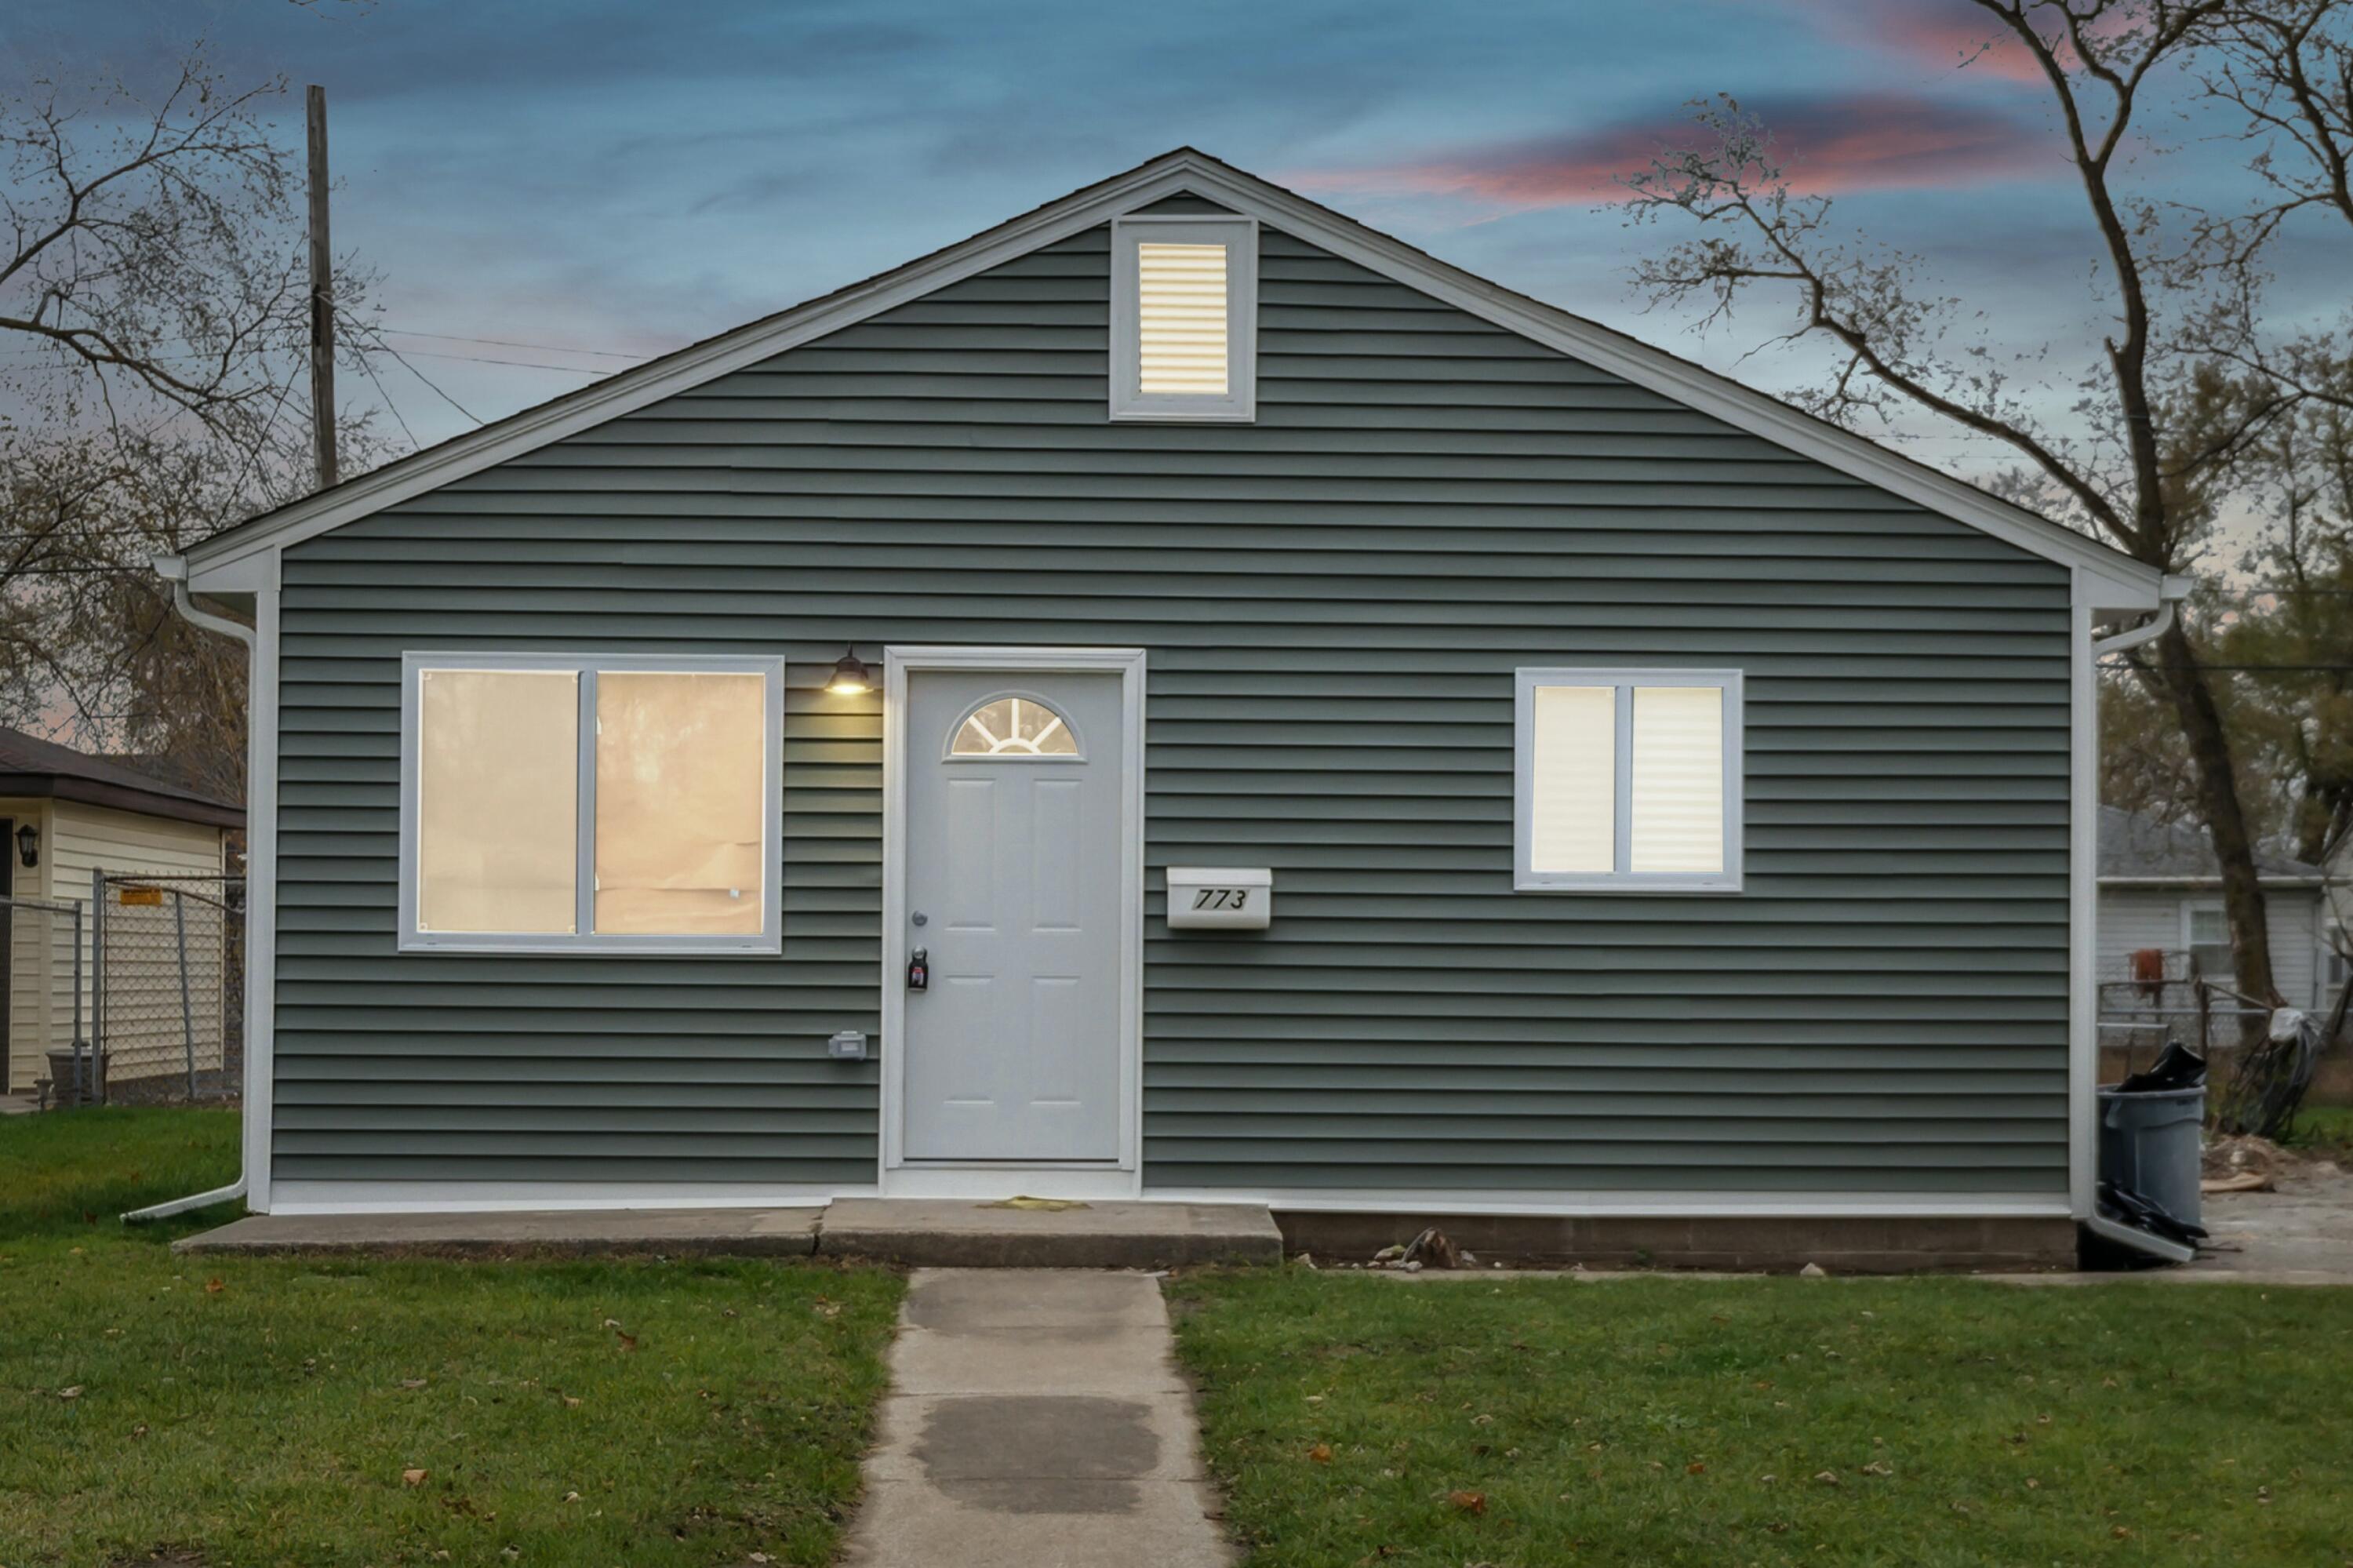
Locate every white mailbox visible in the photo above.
<box><xmin>1166</xmin><ymin>866</ymin><xmax>1272</xmax><ymax>931</ymax></box>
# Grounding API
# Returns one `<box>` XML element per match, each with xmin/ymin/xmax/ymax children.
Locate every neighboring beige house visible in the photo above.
<box><xmin>1</xmin><ymin>729</ymin><xmax>242</xmax><ymax>1093</ymax></box>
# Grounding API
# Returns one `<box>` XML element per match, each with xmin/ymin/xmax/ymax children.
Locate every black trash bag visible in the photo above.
<box><xmin>2099</xmin><ymin>1180</ymin><xmax>2209</xmax><ymax>1244</ymax></box>
<box><xmin>2115</xmin><ymin>1041</ymin><xmax>2209</xmax><ymax>1094</ymax></box>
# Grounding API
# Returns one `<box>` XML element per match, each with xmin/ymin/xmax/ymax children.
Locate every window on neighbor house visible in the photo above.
<box><xmin>1514</xmin><ymin>669</ymin><xmax>1744</xmax><ymax>892</ymax></box>
<box><xmin>401</xmin><ymin>654</ymin><xmax>782</xmax><ymax>952</ymax></box>
<box><xmin>2184</xmin><ymin>902</ymin><xmax>2234</xmax><ymax>986</ymax></box>
<box><xmin>1110</xmin><ymin>215</ymin><xmax>1257</xmax><ymax>421</ymax></box>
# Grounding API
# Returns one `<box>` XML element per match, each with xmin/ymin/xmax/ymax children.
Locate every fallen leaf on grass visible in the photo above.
<box><xmin>1861</xmin><ymin>1461</ymin><xmax>1893</xmax><ymax>1477</ymax></box>
<box><xmin>1447</xmin><ymin>1490</ymin><xmax>1487</xmax><ymax>1514</ymax></box>
<box><xmin>1307</xmin><ymin>1443</ymin><xmax>1333</xmax><ymax>1464</ymax></box>
<box><xmin>1814</xmin><ymin>1471</ymin><xmax>1840</xmax><ymax>1486</ymax></box>
<box><xmin>1686</xmin><ymin>1462</ymin><xmax>1707</xmax><ymax>1475</ymax></box>
<box><xmin>400</xmin><ymin>1379</ymin><xmax>428</xmax><ymax>1390</ymax></box>
<box><xmin>57</xmin><ymin>1387</ymin><xmax>82</xmax><ymax>1401</ymax></box>
<box><xmin>402</xmin><ymin>1468</ymin><xmax>429</xmax><ymax>1488</ymax></box>
<box><xmin>561</xmin><ymin>1395</ymin><xmax>582</xmax><ymax>1408</ymax></box>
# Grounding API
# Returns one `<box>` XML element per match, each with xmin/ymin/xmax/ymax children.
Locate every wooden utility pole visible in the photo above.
<box><xmin>305</xmin><ymin>84</ymin><xmax>336</xmax><ymax>489</ymax></box>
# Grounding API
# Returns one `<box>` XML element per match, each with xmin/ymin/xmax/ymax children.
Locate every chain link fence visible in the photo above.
<box><xmin>93</xmin><ymin>872</ymin><xmax>244</xmax><ymax>1104</ymax></box>
<box><xmin>2</xmin><ymin>893</ymin><xmax>93</xmax><ymax>1107</ymax></box>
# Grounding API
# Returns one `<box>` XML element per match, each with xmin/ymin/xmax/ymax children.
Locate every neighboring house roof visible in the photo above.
<box><xmin>2097</xmin><ymin>805</ymin><xmax>2322</xmax><ymax>886</ymax></box>
<box><xmin>178</xmin><ymin>147</ymin><xmax>2164</xmax><ymax>610</ymax></box>
<box><xmin>0</xmin><ymin>727</ymin><xmax>243</xmax><ymax>829</ymax></box>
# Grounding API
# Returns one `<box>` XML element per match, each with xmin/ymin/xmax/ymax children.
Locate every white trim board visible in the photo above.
<box><xmin>266</xmin><ymin>1182</ymin><xmax>870</xmax><ymax>1216</ymax></box>
<box><xmin>877</xmin><ymin>646</ymin><xmax>1147</xmax><ymax>1195</ymax></box>
<box><xmin>245</xmin><ymin>574</ymin><xmax>282</xmax><ymax>1212</ymax></box>
<box><xmin>262</xmin><ymin>1180</ymin><xmax>2070</xmax><ymax>1220</ymax></box>
<box><xmin>180</xmin><ymin>149</ymin><xmax>2162</xmax><ymax>610</ymax></box>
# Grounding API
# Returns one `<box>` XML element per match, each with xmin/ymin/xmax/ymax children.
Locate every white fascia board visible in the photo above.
<box><xmin>261</xmin><ymin>1180</ymin><xmax>2066</xmax><ymax>1219</ymax></box>
<box><xmin>1166</xmin><ymin>166</ymin><xmax>2162</xmax><ymax>604</ymax></box>
<box><xmin>183</xmin><ymin>149</ymin><xmax>2162</xmax><ymax>602</ymax></box>
<box><xmin>183</xmin><ymin>159</ymin><xmax>1211</xmax><ymax>590</ymax></box>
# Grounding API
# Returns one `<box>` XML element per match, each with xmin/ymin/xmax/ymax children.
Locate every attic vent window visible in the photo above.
<box><xmin>1111</xmin><ymin>214</ymin><xmax>1257</xmax><ymax>422</ymax></box>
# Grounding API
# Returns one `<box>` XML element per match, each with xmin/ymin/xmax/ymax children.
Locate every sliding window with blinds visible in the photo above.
<box><xmin>399</xmin><ymin>653</ymin><xmax>785</xmax><ymax>951</ymax></box>
<box><xmin>1110</xmin><ymin>215</ymin><xmax>1257</xmax><ymax>421</ymax></box>
<box><xmin>1515</xmin><ymin>668</ymin><xmax>1743</xmax><ymax>892</ymax></box>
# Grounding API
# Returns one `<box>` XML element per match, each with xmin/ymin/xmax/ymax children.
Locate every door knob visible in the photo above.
<box><xmin>911</xmin><ymin>911</ymin><xmax>928</xmax><ymax>926</ymax></box>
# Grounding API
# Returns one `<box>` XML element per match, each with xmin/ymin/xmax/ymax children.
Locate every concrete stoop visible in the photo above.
<box><xmin>819</xmin><ymin>1199</ymin><xmax>1280</xmax><ymax>1269</ymax></box>
<box><xmin>173</xmin><ymin>1198</ymin><xmax>1283</xmax><ymax>1269</ymax></box>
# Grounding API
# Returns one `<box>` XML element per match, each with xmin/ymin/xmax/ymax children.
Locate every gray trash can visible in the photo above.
<box><xmin>2098</xmin><ymin>1086</ymin><xmax>2206</xmax><ymax>1228</ymax></box>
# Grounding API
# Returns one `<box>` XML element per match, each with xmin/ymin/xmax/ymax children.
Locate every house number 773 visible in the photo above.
<box><xmin>1191</xmin><ymin>888</ymin><xmax>1249</xmax><ymax>911</ymax></box>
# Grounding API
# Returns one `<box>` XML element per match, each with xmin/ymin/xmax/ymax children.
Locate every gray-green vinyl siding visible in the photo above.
<box><xmin>271</xmin><ymin>211</ymin><xmax>2072</xmax><ymax>1195</ymax></box>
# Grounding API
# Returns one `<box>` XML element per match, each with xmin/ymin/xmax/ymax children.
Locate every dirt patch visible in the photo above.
<box><xmin>2203</xmin><ymin>1135</ymin><xmax>2314</xmax><ymax>1181</ymax></box>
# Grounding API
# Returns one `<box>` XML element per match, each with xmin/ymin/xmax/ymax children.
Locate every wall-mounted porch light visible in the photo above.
<box><xmin>825</xmin><ymin>647</ymin><xmax>874</xmax><ymax>697</ymax></box>
<box><xmin>15</xmin><ymin>821</ymin><xmax>38</xmax><ymax>868</ymax></box>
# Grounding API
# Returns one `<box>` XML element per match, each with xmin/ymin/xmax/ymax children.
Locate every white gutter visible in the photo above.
<box><xmin>2093</xmin><ymin>573</ymin><xmax>2193</xmax><ymax>658</ymax></box>
<box><xmin>121</xmin><ymin>554</ymin><xmax>254</xmax><ymax>1224</ymax></box>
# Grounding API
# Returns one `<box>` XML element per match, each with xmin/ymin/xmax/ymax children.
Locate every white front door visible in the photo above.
<box><xmin>901</xmin><ymin>669</ymin><xmax>1125</xmax><ymax>1162</ymax></box>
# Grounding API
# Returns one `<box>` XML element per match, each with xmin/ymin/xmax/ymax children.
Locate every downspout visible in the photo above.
<box><xmin>2091</xmin><ymin>574</ymin><xmax>2192</xmax><ymax>660</ymax></box>
<box><xmin>2080</xmin><ymin>572</ymin><xmax>2197</xmax><ymax>1264</ymax></box>
<box><xmin>122</xmin><ymin>553</ymin><xmax>254</xmax><ymax>1224</ymax></box>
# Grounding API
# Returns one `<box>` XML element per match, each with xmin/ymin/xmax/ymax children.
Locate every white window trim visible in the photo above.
<box><xmin>2180</xmin><ymin>897</ymin><xmax>2235</xmax><ymax>984</ymax></box>
<box><xmin>1514</xmin><ymin>667</ymin><xmax>1744</xmax><ymax>894</ymax></box>
<box><xmin>1108</xmin><ymin>214</ymin><xmax>1257</xmax><ymax>423</ymax></box>
<box><xmin>397</xmin><ymin>651</ymin><xmax>785</xmax><ymax>955</ymax></box>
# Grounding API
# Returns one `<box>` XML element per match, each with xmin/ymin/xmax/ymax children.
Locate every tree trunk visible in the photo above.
<box><xmin>2142</xmin><ymin>620</ymin><xmax>2279</xmax><ymax>1010</ymax></box>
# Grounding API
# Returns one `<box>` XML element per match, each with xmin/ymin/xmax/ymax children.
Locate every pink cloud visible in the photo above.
<box><xmin>1794</xmin><ymin>0</ymin><xmax>2122</xmax><ymax>84</ymax></box>
<box><xmin>1283</xmin><ymin>94</ymin><xmax>2056</xmax><ymax>213</ymax></box>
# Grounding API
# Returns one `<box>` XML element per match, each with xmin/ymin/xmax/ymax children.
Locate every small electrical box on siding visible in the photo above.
<box><xmin>828</xmin><ymin>1030</ymin><xmax>868</xmax><ymax>1061</ymax></box>
<box><xmin>1166</xmin><ymin>867</ymin><xmax>1272</xmax><ymax>931</ymax></box>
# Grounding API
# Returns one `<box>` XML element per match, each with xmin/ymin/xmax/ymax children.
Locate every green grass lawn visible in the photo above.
<box><xmin>0</xmin><ymin>1108</ymin><xmax>903</xmax><ymax>1568</ymax></box>
<box><xmin>2282</xmin><ymin>1101</ymin><xmax>2353</xmax><ymax>1159</ymax></box>
<box><xmin>1169</xmin><ymin>1267</ymin><xmax>2353</xmax><ymax>1566</ymax></box>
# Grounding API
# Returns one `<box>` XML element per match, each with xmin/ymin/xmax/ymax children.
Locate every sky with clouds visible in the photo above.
<box><xmin>6</xmin><ymin>0</ymin><xmax>2344</xmax><ymax>492</ymax></box>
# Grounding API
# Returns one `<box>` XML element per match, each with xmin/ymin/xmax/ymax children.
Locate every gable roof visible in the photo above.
<box><xmin>181</xmin><ymin>148</ymin><xmax>2163</xmax><ymax>609</ymax></box>
<box><xmin>0</xmin><ymin>726</ymin><xmax>243</xmax><ymax>829</ymax></box>
<box><xmin>2097</xmin><ymin>805</ymin><xmax>2322</xmax><ymax>886</ymax></box>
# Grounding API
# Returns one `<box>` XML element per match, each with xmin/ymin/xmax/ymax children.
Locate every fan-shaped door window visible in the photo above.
<box><xmin>948</xmin><ymin>694</ymin><xmax>1081</xmax><ymax>759</ymax></box>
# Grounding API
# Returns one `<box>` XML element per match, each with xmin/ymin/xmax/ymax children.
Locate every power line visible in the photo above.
<box><xmin>379</xmin><ymin>326</ymin><xmax>647</xmax><ymax>362</ymax></box>
<box><xmin>339</xmin><ymin>306</ymin><xmax>482</xmax><ymax>427</ymax></box>
<box><xmin>354</xmin><ymin>344</ymin><xmax>418</xmax><ymax>449</ymax></box>
<box><xmin>382</xmin><ymin>345</ymin><xmax>612</xmax><ymax>375</ymax></box>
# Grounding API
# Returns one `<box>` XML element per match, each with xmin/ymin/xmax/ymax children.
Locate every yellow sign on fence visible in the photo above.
<box><xmin>117</xmin><ymin>886</ymin><xmax>164</xmax><ymax>906</ymax></box>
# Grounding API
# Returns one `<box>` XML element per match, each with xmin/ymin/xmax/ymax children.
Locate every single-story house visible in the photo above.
<box><xmin>0</xmin><ymin>727</ymin><xmax>244</xmax><ymax>1093</ymax></box>
<box><xmin>2097</xmin><ymin>804</ymin><xmax>2333</xmax><ymax>1012</ymax></box>
<box><xmin>160</xmin><ymin>150</ymin><xmax>2176</xmax><ymax>1267</ymax></box>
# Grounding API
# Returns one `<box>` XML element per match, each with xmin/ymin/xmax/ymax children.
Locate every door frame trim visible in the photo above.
<box><xmin>878</xmin><ymin>646</ymin><xmax>1147</xmax><ymax>1195</ymax></box>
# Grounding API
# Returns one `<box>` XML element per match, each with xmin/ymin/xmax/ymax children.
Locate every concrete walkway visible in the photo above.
<box><xmin>175</xmin><ymin>1199</ymin><xmax>1280</xmax><ymax>1270</ymax></box>
<box><xmin>843</xmin><ymin>1269</ymin><xmax>1234</xmax><ymax>1567</ymax></box>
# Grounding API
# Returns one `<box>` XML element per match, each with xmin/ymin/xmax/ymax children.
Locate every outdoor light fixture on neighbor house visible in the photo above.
<box><xmin>825</xmin><ymin>647</ymin><xmax>874</xmax><ymax>697</ymax></box>
<box><xmin>15</xmin><ymin>821</ymin><xmax>37</xmax><ymax>868</ymax></box>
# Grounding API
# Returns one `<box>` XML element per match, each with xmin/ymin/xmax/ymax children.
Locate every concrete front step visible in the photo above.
<box><xmin>820</xmin><ymin>1199</ymin><xmax>1280</xmax><ymax>1270</ymax></box>
<box><xmin>174</xmin><ymin>1198</ymin><xmax>1282</xmax><ymax>1269</ymax></box>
